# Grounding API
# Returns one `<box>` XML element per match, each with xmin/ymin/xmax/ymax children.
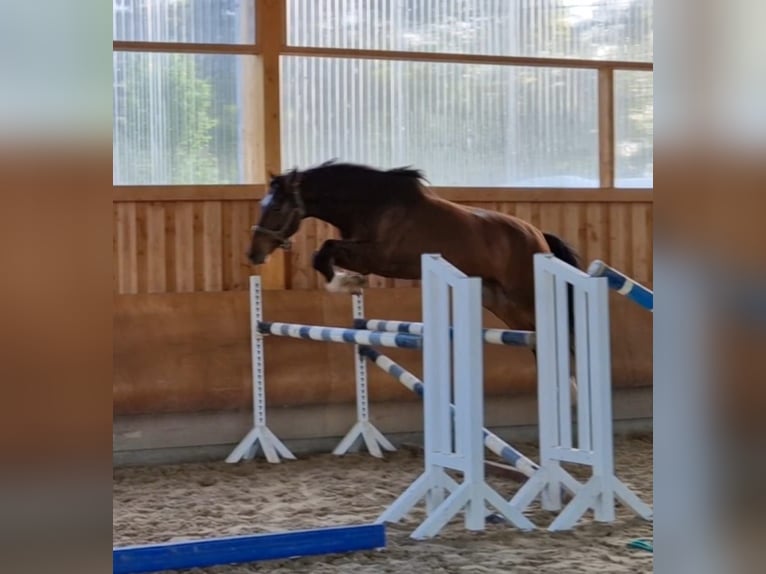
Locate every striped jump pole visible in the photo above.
<box><xmin>353</xmin><ymin>319</ymin><xmax>536</xmax><ymax>348</ymax></box>
<box><xmin>358</xmin><ymin>346</ymin><xmax>539</xmax><ymax>479</ymax></box>
<box><xmin>258</xmin><ymin>321</ymin><xmax>422</xmax><ymax>349</ymax></box>
<box><xmin>587</xmin><ymin>259</ymin><xmax>653</xmax><ymax>312</ymax></box>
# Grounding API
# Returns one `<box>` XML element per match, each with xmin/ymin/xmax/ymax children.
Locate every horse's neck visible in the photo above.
<box><xmin>302</xmin><ymin>181</ymin><xmax>360</xmax><ymax>237</ymax></box>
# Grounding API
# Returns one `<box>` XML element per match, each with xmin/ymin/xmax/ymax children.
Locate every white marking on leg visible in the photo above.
<box><xmin>326</xmin><ymin>272</ymin><xmax>349</xmax><ymax>293</ymax></box>
<box><xmin>326</xmin><ymin>271</ymin><xmax>366</xmax><ymax>294</ymax></box>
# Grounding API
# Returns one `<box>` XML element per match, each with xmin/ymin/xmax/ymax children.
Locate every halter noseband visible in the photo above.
<box><xmin>251</xmin><ymin>173</ymin><xmax>305</xmax><ymax>250</ymax></box>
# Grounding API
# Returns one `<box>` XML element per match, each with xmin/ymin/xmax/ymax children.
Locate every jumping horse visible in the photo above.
<box><xmin>248</xmin><ymin>160</ymin><xmax>581</xmax><ymax>338</ymax></box>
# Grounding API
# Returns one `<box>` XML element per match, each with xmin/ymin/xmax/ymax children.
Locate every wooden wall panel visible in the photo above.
<box><xmin>114</xmin><ymin>200</ymin><xmax>286</xmax><ymax>294</ymax></box>
<box><xmin>114</xmin><ymin>287</ymin><xmax>652</xmax><ymax>416</ymax></box>
<box><xmin>114</xmin><ymin>198</ymin><xmax>653</xmax><ymax>294</ymax></box>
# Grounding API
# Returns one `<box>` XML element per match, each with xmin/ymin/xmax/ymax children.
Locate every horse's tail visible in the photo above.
<box><xmin>543</xmin><ymin>232</ymin><xmax>581</xmax><ymax>271</ymax></box>
<box><xmin>542</xmin><ymin>232</ymin><xmax>581</xmax><ymax>342</ymax></box>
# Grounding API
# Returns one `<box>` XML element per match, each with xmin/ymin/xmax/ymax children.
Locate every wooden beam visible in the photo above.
<box><xmin>113</xmin><ymin>185</ymin><xmax>265</xmax><ymax>202</ymax></box>
<box><xmin>599</xmin><ymin>69</ymin><xmax>616</xmax><ymax>188</ymax></box>
<box><xmin>433</xmin><ymin>188</ymin><xmax>652</xmax><ymax>203</ymax></box>
<box><xmin>281</xmin><ymin>45</ymin><xmax>654</xmax><ymax>71</ymax></box>
<box><xmin>113</xmin><ymin>185</ymin><xmax>652</xmax><ymax>203</ymax></box>
<box><xmin>112</xmin><ymin>41</ymin><xmax>260</xmax><ymax>55</ymax></box>
<box><xmin>241</xmin><ymin>0</ymin><xmax>265</xmax><ymax>184</ymax></box>
<box><xmin>256</xmin><ymin>0</ymin><xmax>287</xmax><ymax>289</ymax></box>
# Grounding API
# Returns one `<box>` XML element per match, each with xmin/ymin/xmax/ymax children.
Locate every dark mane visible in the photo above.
<box><xmin>385</xmin><ymin>166</ymin><xmax>429</xmax><ymax>183</ymax></box>
<box><xmin>296</xmin><ymin>160</ymin><xmax>432</xmax><ymax>204</ymax></box>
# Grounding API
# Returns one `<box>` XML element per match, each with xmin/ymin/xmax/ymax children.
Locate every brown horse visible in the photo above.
<box><xmin>247</xmin><ymin>161</ymin><xmax>581</xmax><ymax>334</ymax></box>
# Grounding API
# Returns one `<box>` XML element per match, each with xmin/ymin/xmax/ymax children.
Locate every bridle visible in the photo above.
<box><xmin>251</xmin><ymin>172</ymin><xmax>305</xmax><ymax>250</ymax></box>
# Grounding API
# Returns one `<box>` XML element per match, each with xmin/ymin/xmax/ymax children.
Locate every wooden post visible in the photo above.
<box><xmin>256</xmin><ymin>0</ymin><xmax>287</xmax><ymax>289</ymax></box>
<box><xmin>241</xmin><ymin>0</ymin><xmax>262</xmax><ymax>184</ymax></box>
<box><xmin>598</xmin><ymin>68</ymin><xmax>615</xmax><ymax>189</ymax></box>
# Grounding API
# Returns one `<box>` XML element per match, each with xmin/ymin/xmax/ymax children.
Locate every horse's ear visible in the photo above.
<box><xmin>267</xmin><ymin>170</ymin><xmax>275</xmax><ymax>180</ymax></box>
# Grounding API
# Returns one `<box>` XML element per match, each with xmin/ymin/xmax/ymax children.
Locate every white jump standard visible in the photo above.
<box><xmin>376</xmin><ymin>254</ymin><xmax>537</xmax><ymax>538</ymax></box>
<box><xmin>331</xmin><ymin>291</ymin><xmax>397</xmax><ymax>458</ymax></box>
<box><xmin>507</xmin><ymin>254</ymin><xmax>653</xmax><ymax>530</ymax></box>
<box><xmin>228</xmin><ymin>255</ymin><xmax>653</xmax><ymax>535</ymax></box>
<box><xmin>227</xmin><ymin>276</ymin><xmax>297</xmax><ymax>464</ymax></box>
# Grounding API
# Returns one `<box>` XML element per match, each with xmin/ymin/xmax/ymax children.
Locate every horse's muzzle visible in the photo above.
<box><xmin>248</xmin><ymin>251</ymin><xmax>267</xmax><ymax>265</ymax></box>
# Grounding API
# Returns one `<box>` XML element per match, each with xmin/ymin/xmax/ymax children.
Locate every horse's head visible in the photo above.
<box><xmin>248</xmin><ymin>169</ymin><xmax>305</xmax><ymax>265</ymax></box>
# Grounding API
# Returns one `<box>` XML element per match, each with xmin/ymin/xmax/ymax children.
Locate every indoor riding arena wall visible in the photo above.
<box><xmin>113</xmin><ymin>193</ymin><xmax>653</xmax><ymax>464</ymax></box>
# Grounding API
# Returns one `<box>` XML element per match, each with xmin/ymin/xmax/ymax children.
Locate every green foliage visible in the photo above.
<box><xmin>115</xmin><ymin>53</ymin><xmax>221</xmax><ymax>185</ymax></box>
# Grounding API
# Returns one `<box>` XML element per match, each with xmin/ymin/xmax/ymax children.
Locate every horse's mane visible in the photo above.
<box><xmin>298</xmin><ymin>160</ymin><xmax>432</xmax><ymax>203</ymax></box>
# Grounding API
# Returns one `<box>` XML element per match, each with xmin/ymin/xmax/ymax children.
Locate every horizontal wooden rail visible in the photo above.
<box><xmin>113</xmin><ymin>185</ymin><xmax>266</xmax><ymax>202</ymax></box>
<box><xmin>112</xmin><ymin>185</ymin><xmax>652</xmax><ymax>203</ymax></box>
<box><xmin>113</xmin><ymin>41</ymin><xmax>260</xmax><ymax>55</ymax></box>
<box><xmin>112</xmin><ymin>42</ymin><xmax>653</xmax><ymax>72</ymax></box>
<box><xmin>281</xmin><ymin>45</ymin><xmax>654</xmax><ymax>71</ymax></box>
<box><xmin>433</xmin><ymin>188</ymin><xmax>652</xmax><ymax>203</ymax></box>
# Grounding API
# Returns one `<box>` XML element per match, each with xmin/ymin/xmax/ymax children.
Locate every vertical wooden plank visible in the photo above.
<box><xmin>135</xmin><ymin>202</ymin><xmax>148</xmax><ymax>294</ymax></box>
<box><xmin>514</xmin><ymin>202</ymin><xmax>533</xmax><ymax>225</ymax></box>
<box><xmin>203</xmin><ymin>201</ymin><xmax>223</xmax><ymax>291</ymax></box>
<box><xmin>631</xmin><ymin>203</ymin><xmax>651</xmax><ymax>285</ymax></box>
<box><xmin>576</xmin><ymin>204</ymin><xmax>588</xmax><ymax>264</ymax></box>
<box><xmin>539</xmin><ymin>203</ymin><xmax>562</xmax><ymax>235</ymax></box>
<box><xmin>257</xmin><ymin>0</ymin><xmax>286</xmax><ymax>289</ymax></box>
<box><xmin>495</xmin><ymin>201</ymin><xmax>515</xmax><ymax>218</ymax></box>
<box><xmin>221</xmin><ymin>201</ymin><xmax>234</xmax><ymax>290</ymax></box>
<box><xmin>113</xmin><ymin>207</ymin><xmax>119</xmax><ymax>293</ymax></box>
<box><xmin>229</xmin><ymin>201</ymin><xmax>251</xmax><ymax>291</ymax></box>
<box><xmin>585</xmin><ymin>203</ymin><xmax>608</xmax><ymax>264</ymax></box>
<box><xmin>608</xmin><ymin>203</ymin><xmax>632</xmax><ymax>275</ymax></box>
<box><xmin>116</xmin><ymin>203</ymin><xmax>138</xmax><ymax>294</ymax></box>
<box><xmin>646</xmin><ymin>203</ymin><xmax>653</xmax><ymax>286</ymax></box>
<box><xmin>193</xmin><ymin>202</ymin><xmax>205</xmax><ymax>291</ymax></box>
<box><xmin>174</xmin><ymin>202</ymin><xmax>195</xmax><ymax>293</ymax></box>
<box><xmin>598</xmin><ymin>69</ymin><xmax>615</xmax><ymax>188</ymax></box>
<box><xmin>530</xmin><ymin>203</ymin><xmax>542</xmax><ymax>229</ymax></box>
<box><xmin>164</xmin><ymin>201</ymin><xmax>176</xmax><ymax>293</ymax></box>
<box><xmin>146</xmin><ymin>203</ymin><xmax>167</xmax><ymax>293</ymax></box>
<box><xmin>562</xmin><ymin>203</ymin><xmax>583</xmax><ymax>257</ymax></box>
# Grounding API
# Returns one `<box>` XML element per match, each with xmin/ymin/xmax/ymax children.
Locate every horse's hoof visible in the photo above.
<box><xmin>485</xmin><ymin>513</ymin><xmax>508</xmax><ymax>525</ymax></box>
<box><xmin>326</xmin><ymin>272</ymin><xmax>367</xmax><ymax>294</ymax></box>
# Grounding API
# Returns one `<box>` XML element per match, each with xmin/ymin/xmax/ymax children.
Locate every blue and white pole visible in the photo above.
<box><xmin>587</xmin><ymin>259</ymin><xmax>653</xmax><ymax>311</ymax></box>
<box><xmin>258</xmin><ymin>321</ymin><xmax>423</xmax><ymax>349</ymax></box>
<box><xmin>358</xmin><ymin>346</ymin><xmax>539</xmax><ymax>478</ymax></box>
<box><xmin>354</xmin><ymin>319</ymin><xmax>536</xmax><ymax>348</ymax></box>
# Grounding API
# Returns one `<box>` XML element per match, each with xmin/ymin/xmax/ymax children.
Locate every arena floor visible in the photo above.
<box><xmin>113</xmin><ymin>435</ymin><xmax>653</xmax><ymax>573</ymax></box>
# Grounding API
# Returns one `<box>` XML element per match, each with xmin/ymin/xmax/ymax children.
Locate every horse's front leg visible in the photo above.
<box><xmin>312</xmin><ymin>240</ymin><xmax>375</xmax><ymax>294</ymax></box>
